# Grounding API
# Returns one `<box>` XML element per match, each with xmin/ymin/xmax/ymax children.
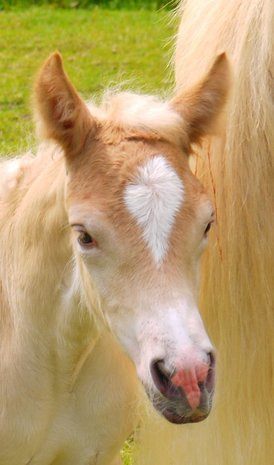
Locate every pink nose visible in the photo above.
<box><xmin>171</xmin><ymin>362</ymin><xmax>210</xmax><ymax>410</ymax></box>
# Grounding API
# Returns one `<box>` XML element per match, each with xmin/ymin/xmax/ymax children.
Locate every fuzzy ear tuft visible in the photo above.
<box><xmin>171</xmin><ymin>53</ymin><xmax>231</xmax><ymax>145</ymax></box>
<box><xmin>34</xmin><ymin>52</ymin><xmax>97</xmax><ymax>156</ymax></box>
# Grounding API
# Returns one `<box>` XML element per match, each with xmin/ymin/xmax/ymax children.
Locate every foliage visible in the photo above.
<box><xmin>0</xmin><ymin>0</ymin><xmax>176</xmax><ymax>11</ymax></box>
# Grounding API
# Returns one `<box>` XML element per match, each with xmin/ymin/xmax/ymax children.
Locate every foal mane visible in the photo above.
<box><xmin>87</xmin><ymin>91</ymin><xmax>185</xmax><ymax>146</ymax></box>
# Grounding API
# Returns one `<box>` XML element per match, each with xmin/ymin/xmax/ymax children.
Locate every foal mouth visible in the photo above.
<box><xmin>147</xmin><ymin>378</ymin><xmax>213</xmax><ymax>425</ymax></box>
<box><xmin>155</xmin><ymin>403</ymin><xmax>210</xmax><ymax>425</ymax></box>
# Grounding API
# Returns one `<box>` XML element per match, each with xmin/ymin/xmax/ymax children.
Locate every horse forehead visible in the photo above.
<box><xmin>124</xmin><ymin>155</ymin><xmax>184</xmax><ymax>266</ymax></box>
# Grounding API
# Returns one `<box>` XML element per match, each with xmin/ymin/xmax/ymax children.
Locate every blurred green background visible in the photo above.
<box><xmin>0</xmin><ymin>0</ymin><xmax>174</xmax><ymax>10</ymax></box>
<box><xmin>0</xmin><ymin>3</ymin><xmax>177</xmax><ymax>154</ymax></box>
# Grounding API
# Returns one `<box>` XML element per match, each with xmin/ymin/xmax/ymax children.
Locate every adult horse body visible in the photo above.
<box><xmin>172</xmin><ymin>1</ymin><xmax>274</xmax><ymax>465</ymax></box>
<box><xmin>0</xmin><ymin>54</ymin><xmax>228</xmax><ymax>464</ymax></box>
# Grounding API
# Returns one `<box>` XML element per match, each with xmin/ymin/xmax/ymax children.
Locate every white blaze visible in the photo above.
<box><xmin>124</xmin><ymin>155</ymin><xmax>184</xmax><ymax>265</ymax></box>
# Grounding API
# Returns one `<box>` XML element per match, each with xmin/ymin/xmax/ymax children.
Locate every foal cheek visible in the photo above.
<box><xmin>80</xmin><ymin>264</ymin><xmax>141</xmax><ymax>358</ymax></box>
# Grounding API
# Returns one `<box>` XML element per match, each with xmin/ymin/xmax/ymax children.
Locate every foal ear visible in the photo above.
<box><xmin>171</xmin><ymin>53</ymin><xmax>230</xmax><ymax>145</ymax></box>
<box><xmin>34</xmin><ymin>52</ymin><xmax>96</xmax><ymax>157</ymax></box>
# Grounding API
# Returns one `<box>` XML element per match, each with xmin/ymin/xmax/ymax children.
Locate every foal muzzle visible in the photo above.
<box><xmin>149</xmin><ymin>353</ymin><xmax>215</xmax><ymax>424</ymax></box>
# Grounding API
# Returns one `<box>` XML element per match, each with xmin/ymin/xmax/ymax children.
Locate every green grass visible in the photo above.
<box><xmin>0</xmin><ymin>6</ymin><xmax>176</xmax><ymax>155</ymax></box>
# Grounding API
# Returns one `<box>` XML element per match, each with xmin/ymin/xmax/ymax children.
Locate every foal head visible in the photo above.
<box><xmin>35</xmin><ymin>53</ymin><xmax>229</xmax><ymax>424</ymax></box>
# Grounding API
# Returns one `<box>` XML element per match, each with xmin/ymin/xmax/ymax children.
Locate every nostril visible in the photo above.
<box><xmin>150</xmin><ymin>360</ymin><xmax>181</xmax><ymax>400</ymax></box>
<box><xmin>207</xmin><ymin>351</ymin><xmax>216</xmax><ymax>369</ymax></box>
<box><xmin>205</xmin><ymin>351</ymin><xmax>216</xmax><ymax>393</ymax></box>
<box><xmin>150</xmin><ymin>360</ymin><xmax>170</xmax><ymax>397</ymax></box>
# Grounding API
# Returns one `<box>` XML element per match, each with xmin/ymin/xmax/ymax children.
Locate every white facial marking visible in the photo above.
<box><xmin>124</xmin><ymin>155</ymin><xmax>184</xmax><ymax>265</ymax></box>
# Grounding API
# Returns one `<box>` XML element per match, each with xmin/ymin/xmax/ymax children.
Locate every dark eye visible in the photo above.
<box><xmin>71</xmin><ymin>224</ymin><xmax>97</xmax><ymax>249</ymax></box>
<box><xmin>78</xmin><ymin>231</ymin><xmax>94</xmax><ymax>246</ymax></box>
<box><xmin>204</xmin><ymin>221</ymin><xmax>213</xmax><ymax>236</ymax></box>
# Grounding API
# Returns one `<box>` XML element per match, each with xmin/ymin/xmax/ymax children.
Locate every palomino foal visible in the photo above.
<box><xmin>0</xmin><ymin>53</ymin><xmax>229</xmax><ymax>465</ymax></box>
